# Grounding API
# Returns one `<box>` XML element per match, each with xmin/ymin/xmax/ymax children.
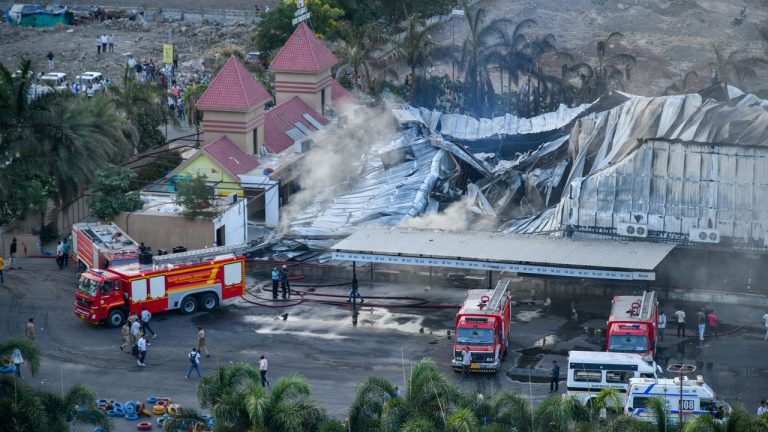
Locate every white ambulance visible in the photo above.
<box><xmin>566</xmin><ymin>351</ymin><xmax>662</xmax><ymax>407</ymax></box>
<box><xmin>624</xmin><ymin>376</ymin><xmax>730</xmax><ymax>423</ymax></box>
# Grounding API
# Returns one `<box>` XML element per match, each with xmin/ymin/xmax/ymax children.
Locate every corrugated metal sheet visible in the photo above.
<box><xmin>333</xmin><ymin>227</ymin><xmax>674</xmax><ymax>271</ymax></box>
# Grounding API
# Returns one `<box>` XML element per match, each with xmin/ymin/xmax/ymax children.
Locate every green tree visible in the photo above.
<box><xmin>254</xmin><ymin>0</ymin><xmax>344</xmax><ymax>53</ymax></box>
<box><xmin>532</xmin><ymin>395</ymin><xmax>589</xmax><ymax>432</ymax></box>
<box><xmin>394</xmin><ymin>17</ymin><xmax>442</xmax><ymax>101</ymax></box>
<box><xmin>161</xmin><ymin>407</ymin><xmax>208</xmax><ymax>431</ymax></box>
<box><xmin>174</xmin><ymin>174</ymin><xmax>217</xmax><ymax>220</ymax></box>
<box><xmin>567</xmin><ymin>32</ymin><xmax>636</xmax><ymax>103</ymax></box>
<box><xmin>332</xmin><ymin>22</ymin><xmax>387</xmax><ymax>93</ymax></box>
<box><xmin>487</xmin><ymin>390</ymin><xmax>532</xmax><ymax>431</ymax></box>
<box><xmin>0</xmin><ymin>338</ymin><xmax>42</xmax><ymax>376</ymax></box>
<box><xmin>88</xmin><ymin>164</ymin><xmax>143</xmax><ymax>220</ymax></box>
<box><xmin>110</xmin><ymin>67</ymin><xmax>170</xmax><ymax>153</ymax></box>
<box><xmin>196</xmin><ymin>362</ymin><xmax>328</xmax><ymax>431</ymax></box>
<box><xmin>0</xmin><ymin>378</ymin><xmax>112</xmax><ymax>432</ymax></box>
<box><xmin>682</xmin><ymin>405</ymin><xmax>768</xmax><ymax>432</ymax></box>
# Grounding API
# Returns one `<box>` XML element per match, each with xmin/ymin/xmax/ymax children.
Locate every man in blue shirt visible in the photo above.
<box><xmin>550</xmin><ymin>360</ymin><xmax>560</xmax><ymax>393</ymax></box>
<box><xmin>61</xmin><ymin>239</ymin><xmax>71</xmax><ymax>267</ymax></box>
<box><xmin>271</xmin><ymin>268</ymin><xmax>279</xmax><ymax>299</ymax></box>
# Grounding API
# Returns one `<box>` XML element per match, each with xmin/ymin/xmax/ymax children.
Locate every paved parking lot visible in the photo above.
<box><xmin>1</xmin><ymin>257</ymin><xmax>767</xmax><ymax>431</ymax></box>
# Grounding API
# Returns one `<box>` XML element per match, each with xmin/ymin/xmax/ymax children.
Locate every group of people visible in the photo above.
<box><xmin>662</xmin><ymin>306</ymin><xmax>719</xmax><ymax>342</ymax></box>
<box><xmin>270</xmin><ymin>265</ymin><xmax>291</xmax><ymax>299</ymax></box>
<box><xmin>120</xmin><ymin>308</ymin><xmax>157</xmax><ymax>367</ymax></box>
<box><xmin>168</xmin><ymin>81</ymin><xmax>186</xmax><ymax>120</ymax></box>
<box><xmin>96</xmin><ymin>34</ymin><xmax>116</xmax><ymax>54</ymax></box>
<box><xmin>55</xmin><ymin>238</ymin><xmax>71</xmax><ymax>270</ymax></box>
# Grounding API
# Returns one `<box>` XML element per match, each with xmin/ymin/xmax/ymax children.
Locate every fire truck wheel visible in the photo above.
<box><xmin>200</xmin><ymin>293</ymin><xmax>218</xmax><ymax>312</ymax></box>
<box><xmin>106</xmin><ymin>309</ymin><xmax>126</xmax><ymax>328</ymax></box>
<box><xmin>180</xmin><ymin>296</ymin><xmax>199</xmax><ymax>315</ymax></box>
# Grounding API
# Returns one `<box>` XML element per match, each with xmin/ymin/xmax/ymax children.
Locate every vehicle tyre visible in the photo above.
<box><xmin>106</xmin><ymin>309</ymin><xmax>126</xmax><ymax>328</ymax></box>
<box><xmin>152</xmin><ymin>405</ymin><xmax>166</xmax><ymax>415</ymax></box>
<box><xmin>200</xmin><ymin>293</ymin><xmax>218</xmax><ymax>312</ymax></box>
<box><xmin>136</xmin><ymin>421</ymin><xmax>152</xmax><ymax>431</ymax></box>
<box><xmin>180</xmin><ymin>296</ymin><xmax>198</xmax><ymax>315</ymax></box>
<box><xmin>125</xmin><ymin>413</ymin><xmax>139</xmax><ymax>421</ymax></box>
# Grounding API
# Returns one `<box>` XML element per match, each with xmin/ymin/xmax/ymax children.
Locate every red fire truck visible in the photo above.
<box><xmin>72</xmin><ymin>222</ymin><xmax>139</xmax><ymax>270</ymax></box>
<box><xmin>606</xmin><ymin>291</ymin><xmax>658</xmax><ymax>357</ymax></box>
<box><xmin>75</xmin><ymin>245</ymin><xmax>247</xmax><ymax>327</ymax></box>
<box><xmin>452</xmin><ymin>280</ymin><xmax>512</xmax><ymax>373</ymax></box>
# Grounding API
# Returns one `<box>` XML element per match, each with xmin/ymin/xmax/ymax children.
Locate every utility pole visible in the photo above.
<box><xmin>666</xmin><ymin>363</ymin><xmax>696</xmax><ymax>425</ymax></box>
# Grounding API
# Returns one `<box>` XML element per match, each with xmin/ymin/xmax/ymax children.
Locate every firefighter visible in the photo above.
<box><xmin>120</xmin><ymin>321</ymin><xmax>131</xmax><ymax>352</ymax></box>
<box><xmin>271</xmin><ymin>267</ymin><xmax>279</xmax><ymax>299</ymax></box>
<box><xmin>197</xmin><ymin>326</ymin><xmax>210</xmax><ymax>358</ymax></box>
<box><xmin>280</xmin><ymin>265</ymin><xmax>290</xmax><ymax>299</ymax></box>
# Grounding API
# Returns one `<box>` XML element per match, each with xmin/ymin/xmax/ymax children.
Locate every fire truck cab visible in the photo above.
<box><xmin>606</xmin><ymin>291</ymin><xmax>658</xmax><ymax>357</ymax></box>
<box><xmin>452</xmin><ymin>280</ymin><xmax>512</xmax><ymax>373</ymax></box>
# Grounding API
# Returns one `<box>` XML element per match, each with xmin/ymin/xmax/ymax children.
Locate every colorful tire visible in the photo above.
<box><xmin>152</xmin><ymin>405</ymin><xmax>166</xmax><ymax>415</ymax></box>
<box><xmin>140</xmin><ymin>409</ymin><xmax>151</xmax><ymax>417</ymax></box>
<box><xmin>94</xmin><ymin>428</ymin><xmax>106</xmax><ymax>432</ymax></box>
<box><xmin>155</xmin><ymin>399</ymin><xmax>168</xmax><ymax>407</ymax></box>
<box><xmin>125</xmin><ymin>413</ymin><xmax>139</xmax><ymax>421</ymax></box>
<box><xmin>107</xmin><ymin>410</ymin><xmax>119</xmax><ymax>417</ymax></box>
<box><xmin>124</xmin><ymin>401</ymin><xmax>137</xmax><ymax>414</ymax></box>
<box><xmin>0</xmin><ymin>365</ymin><xmax>16</xmax><ymax>374</ymax></box>
<box><xmin>166</xmin><ymin>404</ymin><xmax>180</xmax><ymax>415</ymax></box>
<box><xmin>156</xmin><ymin>415</ymin><xmax>170</xmax><ymax>427</ymax></box>
<box><xmin>136</xmin><ymin>421</ymin><xmax>152</xmax><ymax>431</ymax></box>
<box><xmin>112</xmin><ymin>402</ymin><xmax>123</xmax><ymax>410</ymax></box>
<box><xmin>145</xmin><ymin>396</ymin><xmax>157</xmax><ymax>404</ymax></box>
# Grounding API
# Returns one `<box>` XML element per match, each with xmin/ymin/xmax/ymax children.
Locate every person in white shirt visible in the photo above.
<box><xmin>55</xmin><ymin>241</ymin><xmax>64</xmax><ymax>269</ymax></box>
<box><xmin>11</xmin><ymin>348</ymin><xmax>24</xmax><ymax>378</ymax></box>
<box><xmin>259</xmin><ymin>355</ymin><xmax>269</xmax><ymax>387</ymax></box>
<box><xmin>674</xmin><ymin>308</ymin><xmax>686</xmax><ymax>338</ymax></box>
<box><xmin>658</xmin><ymin>310</ymin><xmax>667</xmax><ymax>341</ymax></box>
<box><xmin>758</xmin><ymin>401</ymin><xmax>766</xmax><ymax>416</ymax></box>
<box><xmin>136</xmin><ymin>335</ymin><xmax>148</xmax><ymax>367</ymax></box>
<box><xmin>763</xmin><ymin>311</ymin><xmax>768</xmax><ymax>341</ymax></box>
<box><xmin>186</xmin><ymin>347</ymin><xmax>202</xmax><ymax>379</ymax></box>
<box><xmin>461</xmin><ymin>347</ymin><xmax>471</xmax><ymax>380</ymax></box>
<box><xmin>130</xmin><ymin>319</ymin><xmax>141</xmax><ymax>347</ymax></box>
<box><xmin>140</xmin><ymin>307</ymin><xmax>156</xmax><ymax>338</ymax></box>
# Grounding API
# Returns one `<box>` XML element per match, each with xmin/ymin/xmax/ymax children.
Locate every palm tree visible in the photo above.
<box><xmin>663</xmin><ymin>71</ymin><xmax>699</xmax><ymax>95</ymax></box>
<box><xmin>682</xmin><ymin>405</ymin><xmax>768</xmax><ymax>432</ymax></box>
<box><xmin>110</xmin><ymin>67</ymin><xmax>169</xmax><ymax>153</ymax></box>
<box><xmin>394</xmin><ymin>16</ymin><xmax>442</xmax><ymax>100</ymax></box>
<box><xmin>333</xmin><ymin>22</ymin><xmax>388</xmax><ymax>93</ymax></box>
<box><xmin>0</xmin><ymin>378</ymin><xmax>112</xmax><ymax>431</ymax></box>
<box><xmin>197</xmin><ymin>363</ymin><xmax>327</xmax><ymax>431</ymax></box>
<box><xmin>457</xmin><ymin>7</ymin><xmax>512</xmax><ymax>116</ymax></box>
<box><xmin>162</xmin><ymin>407</ymin><xmax>208</xmax><ymax>431</ymax></box>
<box><xmin>487</xmin><ymin>390</ymin><xmax>533</xmax><ymax>431</ymax></box>
<box><xmin>0</xmin><ymin>338</ymin><xmax>41</xmax><ymax>376</ymax></box>
<box><xmin>532</xmin><ymin>395</ymin><xmax>589</xmax><ymax>432</ymax></box>
<box><xmin>709</xmin><ymin>45</ymin><xmax>759</xmax><ymax>90</ymax></box>
<box><xmin>567</xmin><ymin>32</ymin><xmax>636</xmax><ymax>102</ymax></box>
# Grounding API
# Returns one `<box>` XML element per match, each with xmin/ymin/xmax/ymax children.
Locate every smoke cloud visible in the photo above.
<box><xmin>278</xmin><ymin>104</ymin><xmax>397</xmax><ymax>233</ymax></box>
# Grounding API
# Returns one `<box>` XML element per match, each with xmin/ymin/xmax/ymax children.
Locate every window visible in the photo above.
<box><xmin>253</xmin><ymin>127</ymin><xmax>258</xmax><ymax>154</ymax></box>
<box><xmin>609</xmin><ymin>335</ymin><xmax>648</xmax><ymax>353</ymax></box>
<box><xmin>573</xmin><ymin>370</ymin><xmax>602</xmax><ymax>382</ymax></box>
<box><xmin>456</xmin><ymin>328</ymin><xmax>494</xmax><ymax>345</ymax></box>
<box><xmin>606</xmin><ymin>371</ymin><xmax>632</xmax><ymax>383</ymax></box>
<box><xmin>640</xmin><ymin>373</ymin><xmax>655</xmax><ymax>379</ymax></box>
<box><xmin>224</xmin><ymin>262</ymin><xmax>243</xmax><ymax>286</ymax></box>
<box><xmin>149</xmin><ymin>276</ymin><xmax>166</xmax><ymax>298</ymax></box>
<box><xmin>321</xmin><ymin>89</ymin><xmax>326</xmax><ymax>116</ymax></box>
<box><xmin>131</xmin><ymin>279</ymin><xmax>147</xmax><ymax>302</ymax></box>
<box><xmin>631</xmin><ymin>397</ymin><xmax>650</xmax><ymax>409</ymax></box>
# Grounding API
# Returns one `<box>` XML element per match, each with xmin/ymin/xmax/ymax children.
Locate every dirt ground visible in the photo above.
<box><xmin>0</xmin><ymin>0</ymin><xmax>767</xmax><ymax>101</ymax></box>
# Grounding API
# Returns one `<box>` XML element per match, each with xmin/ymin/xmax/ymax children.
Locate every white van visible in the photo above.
<box><xmin>75</xmin><ymin>71</ymin><xmax>103</xmax><ymax>86</ymax></box>
<box><xmin>39</xmin><ymin>72</ymin><xmax>68</xmax><ymax>89</ymax></box>
<box><xmin>566</xmin><ymin>351</ymin><xmax>662</xmax><ymax>406</ymax></box>
<box><xmin>624</xmin><ymin>376</ymin><xmax>730</xmax><ymax>423</ymax></box>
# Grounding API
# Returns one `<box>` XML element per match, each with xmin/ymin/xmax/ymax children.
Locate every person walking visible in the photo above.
<box><xmin>758</xmin><ymin>401</ymin><xmax>767</xmax><ymax>416</ymax></box>
<box><xmin>120</xmin><ymin>321</ymin><xmax>131</xmax><ymax>352</ymax></box>
<box><xmin>280</xmin><ymin>265</ymin><xmax>290</xmax><ymax>299</ymax></box>
<box><xmin>674</xmin><ymin>307</ymin><xmax>686</xmax><ymax>337</ymax></box>
<box><xmin>461</xmin><ymin>347</ymin><xmax>471</xmax><ymax>380</ymax></box>
<box><xmin>177</xmin><ymin>96</ymin><xmax>185</xmax><ymax>121</ymax></box>
<box><xmin>697</xmin><ymin>308</ymin><xmax>706</xmax><ymax>342</ymax></box>
<box><xmin>55</xmin><ymin>240</ymin><xmax>64</xmax><ymax>269</ymax></box>
<box><xmin>46</xmin><ymin>51</ymin><xmax>54</xmax><ymax>70</ymax></box>
<box><xmin>658</xmin><ymin>310</ymin><xmax>667</xmax><ymax>341</ymax></box>
<box><xmin>25</xmin><ymin>318</ymin><xmax>35</xmax><ymax>341</ymax></box>
<box><xmin>11</xmin><ymin>348</ymin><xmax>24</xmax><ymax>378</ymax></box>
<box><xmin>9</xmin><ymin>237</ymin><xmax>17</xmax><ymax>269</ymax></box>
<box><xmin>186</xmin><ymin>347</ymin><xmax>202</xmax><ymax>379</ymax></box>
<box><xmin>707</xmin><ymin>310</ymin><xmax>718</xmax><ymax>339</ymax></box>
<box><xmin>259</xmin><ymin>355</ymin><xmax>270</xmax><ymax>387</ymax></box>
<box><xmin>100</xmin><ymin>34</ymin><xmax>107</xmax><ymax>54</ymax></box>
<box><xmin>96</xmin><ymin>35</ymin><xmax>101</xmax><ymax>54</ymax></box>
<box><xmin>140</xmin><ymin>307</ymin><xmax>156</xmax><ymax>338</ymax></box>
<box><xmin>550</xmin><ymin>360</ymin><xmax>560</xmax><ymax>393</ymax></box>
<box><xmin>130</xmin><ymin>317</ymin><xmax>142</xmax><ymax>348</ymax></box>
<box><xmin>0</xmin><ymin>255</ymin><xmax>4</xmax><ymax>283</ymax></box>
<box><xmin>136</xmin><ymin>335</ymin><xmax>148</xmax><ymax>367</ymax></box>
<box><xmin>197</xmin><ymin>326</ymin><xmax>209</xmax><ymax>358</ymax></box>
<box><xmin>271</xmin><ymin>267</ymin><xmax>279</xmax><ymax>299</ymax></box>
<box><xmin>108</xmin><ymin>34</ymin><xmax>114</xmax><ymax>52</ymax></box>
<box><xmin>61</xmin><ymin>238</ymin><xmax>71</xmax><ymax>267</ymax></box>
<box><xmin>347</xmin><ymin>277</ymin><xmax>364</xmax><ymax>304</ymax></box>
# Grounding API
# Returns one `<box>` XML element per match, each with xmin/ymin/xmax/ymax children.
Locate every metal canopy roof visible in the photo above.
<box><xmin>332</xmin><ymin>227</ymin><xmax>676</xmax><ymax>281</ymax></box>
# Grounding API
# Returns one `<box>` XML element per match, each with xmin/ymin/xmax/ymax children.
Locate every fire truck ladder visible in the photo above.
<box><xmin>486</xmin><ymin>280</ymin><xmax>510</xmax><ymax>312</ymax></box>
<box><xmin>638</xmin><ymin>291</ymin><xmax>656</xmax><ymax>321</ymax></box>
<box><xmin>152</xmin><ymin>243</ymin><xmax>250</xmax><ymax>266</ymax></box>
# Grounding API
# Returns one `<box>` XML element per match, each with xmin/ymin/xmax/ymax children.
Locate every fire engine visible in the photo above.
<box><xmin>452</xmin><ymin>280</ymin><xmax>512</xmax><ymax>373</ymax></box>
<box><xmin>72</xmin><ymin>222</ymin><xmax>139</xmax><ymax>270</ymax></box>
<box><xmin>606</xmin><ymin>291</ymin><xmax>658</xmax><ymax>357</ymax></box>
<box><xmin>75</xmin><ymin>244</ymin><xmax>247</xmax><ymax>327</ymax></box>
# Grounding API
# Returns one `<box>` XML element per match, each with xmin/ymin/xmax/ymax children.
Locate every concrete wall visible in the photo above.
<box><xmin>201</xmin><ymin>107</ymin><xmax>265</xmax><ymax>155</ymax></box>
<box><xmin>213</xmin><ymin>199</ymin><xmax>247</xmax><ymax>245</ymax></box>
<box><xmin>274</xmin><ymin>69</ymin><xmax>332</xmax><ymax>115</ymax></box>
<box><xmin>2</xmin><ymin>234</ymin><xmax>41</xmax><ymax>257</ymax></box>
<box><xmin>114</xmin><ymin>213</ymin><xmax>214</xmax><ymax>252</ymax></box>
